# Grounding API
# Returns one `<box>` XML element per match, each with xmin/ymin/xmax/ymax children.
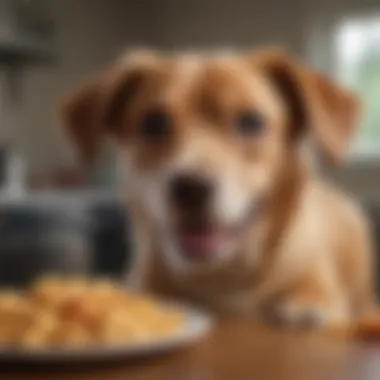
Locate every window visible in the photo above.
<box><xmin>335</xmin><ymin>17</ymin><xmax>380</xmax><ymax>156</ymax></box>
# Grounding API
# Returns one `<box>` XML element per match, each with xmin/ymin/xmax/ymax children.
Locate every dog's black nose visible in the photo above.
<box><xmin>169</xmin><ymin>174</ymin><xmax>213</xmax><ymax>210</ymax></box>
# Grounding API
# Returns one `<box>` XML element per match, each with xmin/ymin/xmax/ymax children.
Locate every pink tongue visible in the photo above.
<box><xmin>178</xmin><ymin>231</ymin><xmax>223</xmax><ymax>257</ymax></box>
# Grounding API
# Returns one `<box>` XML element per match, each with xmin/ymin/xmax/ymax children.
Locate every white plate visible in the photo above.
<box><xmin>0</xmin><ymin>305</ymin><xmax>213</xmax><ymax>363</ymax></box>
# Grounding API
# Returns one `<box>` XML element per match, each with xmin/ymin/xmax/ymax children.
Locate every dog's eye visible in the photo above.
<box><xmin>140</xmin><ymin>110</ymin><xmax>170</xmax><ymax>140</ymax></box>
<box><xmin>235</xmin><ymin>111</ymin><xmax>264</xmax><ymax>135</ymax></box>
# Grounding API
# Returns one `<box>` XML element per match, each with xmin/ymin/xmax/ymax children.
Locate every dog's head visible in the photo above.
<box><xmin>61</xmin><ymin>49</ymin><xmax>359</xmax><ymax>273</ymax></box>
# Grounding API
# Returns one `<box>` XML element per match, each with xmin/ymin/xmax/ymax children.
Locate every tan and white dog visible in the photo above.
<box><xmin>61</xmin><ymin>48</ymin><xmax>376</xmax><ymax>328</ymax></box>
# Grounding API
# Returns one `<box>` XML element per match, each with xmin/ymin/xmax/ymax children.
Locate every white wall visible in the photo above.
<box><xmin>149</xmin><ymin>0</ymin><xmax>307</xmax><ymax>53</ymax></box>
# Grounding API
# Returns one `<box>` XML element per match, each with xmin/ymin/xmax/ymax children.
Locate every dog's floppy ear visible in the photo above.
<box><xmin>60</xmin><ymin>51</ymin><xmax>157</xmax><ymax>164</ymax></box>
<box><xmin>253</xmin><ymin>49</ymin><xmax>360</xmax><ymax>164</ymax></box>
<box><xmin>60</xmin><ymin>78</ymin><xmax>104</xmax><ymax>163</ymax></box>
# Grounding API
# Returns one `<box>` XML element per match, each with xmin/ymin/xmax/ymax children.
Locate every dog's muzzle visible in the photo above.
<box><xmin>167</xmin><ymin>173</ymin><xmax>263</xmax><ymax>261</ymax></box>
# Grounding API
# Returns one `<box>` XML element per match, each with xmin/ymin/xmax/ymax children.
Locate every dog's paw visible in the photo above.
<box><xmin>267</xmin><ymin>303</ymin><xmax>340</xmax><ymax>329</ymax></box>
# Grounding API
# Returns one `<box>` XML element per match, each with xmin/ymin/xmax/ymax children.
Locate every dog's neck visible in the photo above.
<box><xmin>253</xmin><ymin>151</ymin><xmax>308</xmax><ymax>280</ymax></box>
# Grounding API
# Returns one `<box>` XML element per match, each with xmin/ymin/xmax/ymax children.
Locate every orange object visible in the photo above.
<box><xmin>354</xmin><ymin>315</ymin><xmax>380</xmax><ymax>341</ymax></box>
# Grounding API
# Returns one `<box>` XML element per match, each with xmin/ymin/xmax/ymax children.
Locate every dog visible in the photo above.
<box><xmin>61</xmin><ymin>48</ymin><xmax>376</xmax><ymax>328</ymax></box>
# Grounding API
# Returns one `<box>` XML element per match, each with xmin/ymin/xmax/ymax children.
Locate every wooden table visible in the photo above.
<box><xmin>1</xmin><ymin>318</ymin><xmax>379</xmax><ymax>380</ymax></box>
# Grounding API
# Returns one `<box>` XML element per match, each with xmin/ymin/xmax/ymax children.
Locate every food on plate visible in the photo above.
<box><xmin>0</xmin><ymin>276</ymin><xmax>183</xmax><ymax>348</ymax></box>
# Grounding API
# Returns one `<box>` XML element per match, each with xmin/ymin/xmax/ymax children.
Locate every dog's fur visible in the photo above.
<box><xmin>61</xmin><ymin>48</ymin><xmax>376</xmax><ymax>327</ymax></box>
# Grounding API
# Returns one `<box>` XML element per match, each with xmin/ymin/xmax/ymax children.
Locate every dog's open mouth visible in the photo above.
<box><xmin>174</xmin><ymin>203</ymin><xmax>261</xmax><ymax>261</ymax></box>
<box><xmin>176</xmin><ymin>224</ymin><xmax>231</xmax><ymax>259</ymax></box>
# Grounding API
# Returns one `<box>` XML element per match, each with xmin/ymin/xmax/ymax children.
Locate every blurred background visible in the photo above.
<box><xmin>0</xmin><ymin>0</ymin><xmax>379</xmax><ymax>288</ymax></box>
